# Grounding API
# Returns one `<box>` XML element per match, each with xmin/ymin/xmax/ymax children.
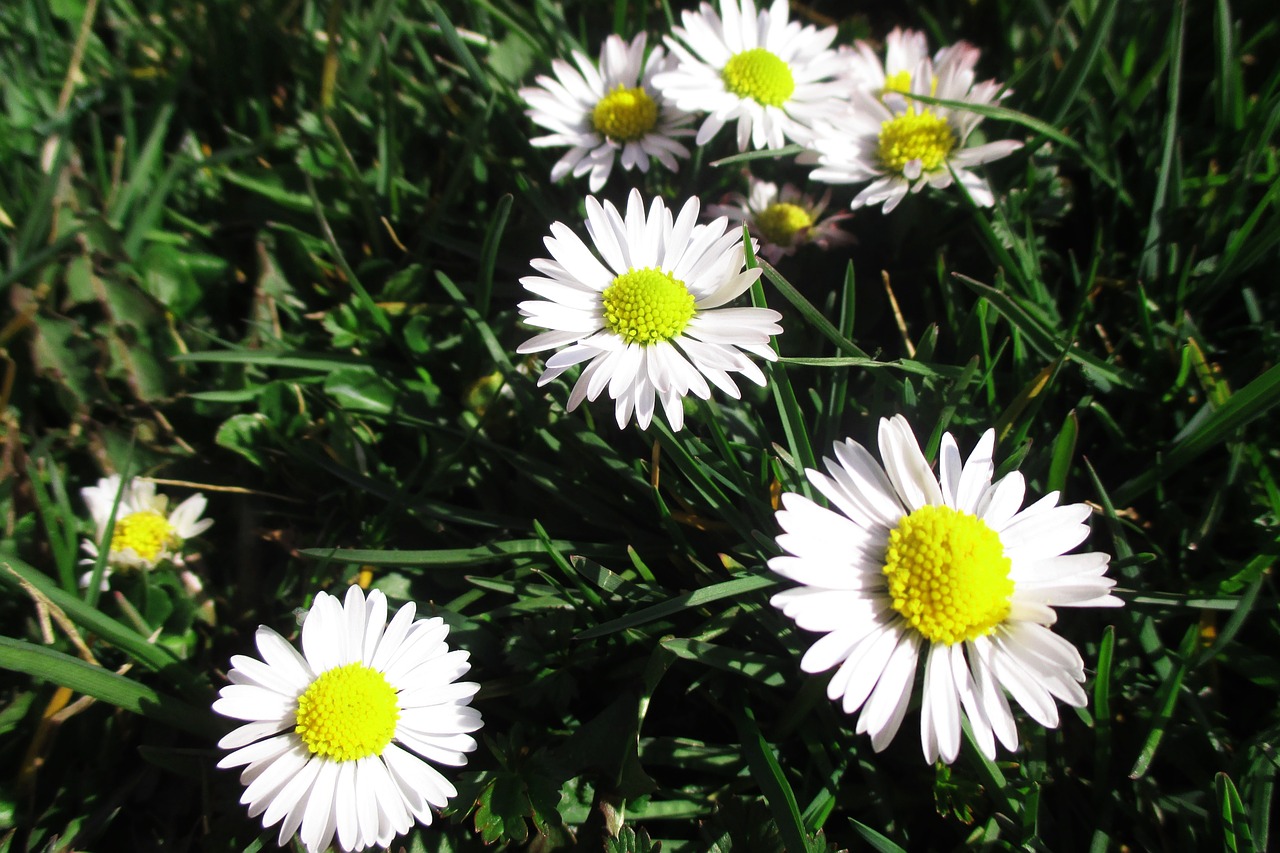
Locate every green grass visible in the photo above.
<box><xmin>1</xmin><ymin>0</ymin><xmax>1279</xmax><ymax>850</ymax></box>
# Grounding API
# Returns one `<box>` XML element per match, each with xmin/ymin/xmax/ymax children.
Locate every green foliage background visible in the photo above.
<box><xmin>1</xmin><ymin>0</ymin><xmax>1278</xmax><ymax>850</ymax></box>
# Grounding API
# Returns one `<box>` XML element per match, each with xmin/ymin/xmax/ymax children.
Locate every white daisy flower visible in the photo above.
<box><xmin>651</xmin><ymin>0</ymin><xmax>846</xmax><ymax>151</ymax></box>
<box><xmin>807</xmin><ymin>33</ymin><xmax>1022</xmax><ymax>212</ymax></box>
<box><xmin>519</xmin><ymin>32</ymin><xmax>693</xmax><ymax>193</ymax></box>
<box><xmin>706</xmin><ymin>175</ymin><xmax>853</xmax><ymax>263</ymax></box>
<box><xmin>769</xmin><ymin>415</ymin><xmax>1121</xmax><ymax>764</ymax></box>
<box><xmin>517</xmin><ymin>188</ymin><xmax>783</xmax><ymax>431</ymax></box>
<box><xmin>80</xmin><ymin>474</ymin><xmax>213</xmax><ymax>577</ymax></box>
<box><xmin>214</xmin><ymin>585</ymin><xmax>483</xmax><ymax>853</ymax></box>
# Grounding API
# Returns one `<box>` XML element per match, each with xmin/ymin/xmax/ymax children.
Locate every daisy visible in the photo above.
<box><xmin>214</xmin><ymin>585</ymin><xmax>483</xmax><ymax>853</ymax></box>
<box><xmin>519</xmin><ymin>32</ymin><xmax>693</xmax><ymax>193</ymax></box>
<box><xmin>80</xmin><ymin>474</ymin><xmax>212</xmax><ymax>575</ymax></box>
<box><xmin>706</xmin><ymin>175</ymin><xmax>853</xmax><ymax>263</ymax></box>
<box><xmin>806</xmin><ymin>34</ymin><xmax>1022</xmax><ymax>212</ymax></box>
<box><xmin>769</xmin><ymin>415</ymin><xmax>1121</xmax><ymax>764</ymax></box>
<box><xmin>651</xmin><ymin>0</ymin><xmax>846</xmax><ymax>151</ymax></box>
<box><xmin>517</xmin><ymin>188</ymin><xmax>783</xmax><ymax>431</ymax></box>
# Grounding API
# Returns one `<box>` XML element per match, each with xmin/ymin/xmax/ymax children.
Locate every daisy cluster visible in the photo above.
<box><xmin>510</xmin><ymin>0</ymin><xmax>1120</xmax><ymax>775</ymax></box>
<box><xmin>517</xmin><ymin>3</ymin><xmax>1026</xmax><ymax>433</ymax></box>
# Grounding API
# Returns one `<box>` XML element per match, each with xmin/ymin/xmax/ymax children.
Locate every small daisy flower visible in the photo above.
<box><xmin>80</xmin><ymin>474</ymin><xmax>212</xmax><ymax>577</ymax></box>
<box><xmin>214</xmin><ymin>586</ymin><xmax>483</xmax><ymax>853</ymax></box>
<box><xmin>807</xmin><ymin>34</ymin><xmax>1022</xmax><ymax>212</ymax></box>
<box><xmin>769</xmin><ymin>415</ymin><xmax>1121</xmax><ymax>764</ymax></box>
<box><xmin>651</xmin><ymin>0</ymin><xmax>846</xmax><ymax>151</ymax></box>
<box><xmin>519</xmin><ymin>32</ymin><xmax>693</xmax><ymax>193</ymax></box>
<box><xmin>517</xmin><ymin>188</ymin><xmax>783</xmax><ymax>431</ymax></box>
<box><xmin>706</xmin><ymin>176</ymin><xmax>853</xmax><ymax>263</ymax></box>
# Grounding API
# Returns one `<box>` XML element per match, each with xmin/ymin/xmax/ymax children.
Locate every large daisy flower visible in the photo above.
<box><xmin>214</xmin><ymin>586</ymin><xmax>482</xmax><ymax>853</ymax></box>
<box><xmin>519</xmin><ymin>32</ymin><xmax>693</xmax><ymax>193</ymax></box>
<box><xmin>769</xmin><ymin>416</ymin><xmax>1121</xmax><ymax>763</ymax></box>
<box><xmin>517</xmin><ymin>188</ymin><xmax>783</xmax><ymax>431</ymax></box>
<box><xmin>80</xmin><ymin>474</ymin><xmax>212</xmax><ymax>574</ymax></box>
<box><xmin>706</xmin><ymin>175</ymin><xmax>853</xmax><ymax>263</ymax></box>
<box><xmin>651</xmin><ymin>0</ymin><xmax>846</xmax><ymax>151</ymax></box>
<box><xmin>806</xmin><ymin>32</ymin><xmax>1022</xmax><ymax>212</ymax></box>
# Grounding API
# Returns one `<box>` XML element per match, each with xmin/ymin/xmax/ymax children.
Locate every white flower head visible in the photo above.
<box><xmin>520</xmin><ymin>32</ymin><xmax>694</xmax><ymax>193</ymax></box>
<box><xmin>214</xmin><ymin>586</ymin><xmax>483</xmax><ymax>853</ymax></box>
<box><xmin>706</xmin><ymin>175</ymin><xmax>854</xmax><ymax>263</ymax></box>
<box><xmin>769</xmin><ymin>415</ymin><xmax>1121</xmax><ymax>764</ymax></box>
<box><xmin>651</xmin><ymin>0</ymin><xmax>846</xmax><ymax>151</ymax></box>
<box><xmin>80</xmin><ymin>474</ymin><xmax>213</xmax><ymax>579</ymax></box>
<box><xmin>517</xmin><ymin>188</ymin><xmax>783</xmax><ymax>431</ymax></box>
<box><xmin>807</xmin><ymin>31</ymin><xmax>1022</xmax><ymax>212</ymax></box>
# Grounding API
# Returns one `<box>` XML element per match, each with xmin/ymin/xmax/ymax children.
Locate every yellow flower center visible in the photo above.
<box><xmin>109</xmin><ymin>511</ymin><xmax>176</xmax><ymax>563</ymax></box>
<box><xmin>592</xmin><ymin>85</ymin><xmax>659</xmax><ymax>142</ymax></box>
<box><xmin>876</xmin><ymin>108</ymin><xmax>956</xmax><ymax>175</ymax></box>
<box><xmin>601</xmin><ymin>267</ymin><xmax>696</xmax><ymax>345</ymax></box>
<box><xmin>294</xmin><ymin>662</ymin><xmax>400</xmax><ymax>762</ymax></box>
<box><xmin>722</xmin><ymin>48</ymin><xmax>795</xmax><ymax>107</ymax></box>
<box><xmin>882</xmin><ymin>504</ymin><xmax>1013</xmax><ymax>645</ymax></box>
<box><xmin>883</xmin><ymin>69</ymin><xmax>913</xmax><ymax>96</ymax></box>
<box><xmin>755</xmin><ymin>202</ymin><xmax>813</xmax><ymax>246</ymax></box>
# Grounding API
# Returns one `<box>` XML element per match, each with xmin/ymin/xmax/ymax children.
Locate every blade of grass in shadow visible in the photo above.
<box><xmin>1042</xmin><ymin>0</ymin><xmax>1119</xmax><ymax>126</ymax></box>
<box><xmin>1139</xmin><ymin>1</ymin><xmax>1186</xmax><ymax>283</ymax></box>
<box><xmin>1089</xmin><ymin>625</ymin><xmax>1116</xmax><ymax>853</ymax></box>
<box><xmin>575</xmin><ymin>574</ymin><xmax>775</xmax><ymax>641</ymax></box>
<box><xmin>476</xmin><ymin>193</ymin><xmax>513</xmax><ymax>318</ymax></box>
<box><xmin>300</xmin><ymin>538</ymin><xmax>621</xmax><ymax>568</ymax></box>
<box><xmin>734</xmin><ymin>698</ymin><xmax>808</xmax><ymax>853</ymax></box>
<box><xmin>1129</xmin><ymin>623</ymin><xmax>1196</xmax><ymax>779</ymax></box>
<box><xmin>1114</xmin><ymin>362</ymin><xmax>1280</xmax><ymax>505</ymax></box>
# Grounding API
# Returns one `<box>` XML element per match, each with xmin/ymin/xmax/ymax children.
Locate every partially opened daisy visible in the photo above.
<box><xmin>651</xmin><ymin>0</ymin><xmax>846</xmax><ymax>150</ymax></box>
<box><xmin>517</xmin><ymin>188</ymin><xmax>783</xmax><ymax>431</ymax></box>
<box><xmin>214</xmin><ymin>586</ymin><xmax>482</xmax><ymax>853</ymax></box>
<box><xmin>806</xmin><ymin>34</ymin><xmax>1021</xmax><ymax>212</ymax></box>
<box><xmin>80</xmin><ymin>474</ymin><xmax>212</xmax><ymax>579</ymax></box>
<box><xmin>769</xmin><ymin>415</ymin><xmax>1121</xmax><ymax>763</ymax></box>
<box><xmin>706</xmin><ymin>176</ymin><xmax>853</xmax><ymax>263</ymax></box>
<box><xmin>519</xmin><ymin>32</ymin><xmax>693</xmax><ymax>192</ymax></box>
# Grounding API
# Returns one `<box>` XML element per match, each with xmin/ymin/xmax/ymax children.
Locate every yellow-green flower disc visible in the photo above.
<box><xmin>883</xmin><ymin>504</ymin><xmax>1013</xmax><ymax>645</ymax></box>
<box><xmin>722</xmin><ymin>48</ymin><xmax>795</xmax><ymax>107</ymax></box>
<box><xmin>294</xmin><ymin>662</ymin><xmax>400</xmax><ymax>762</ymax></box>
<box><xmin>601</xmin><ymin>267</ymin><xmax>697</xmax><ymax>345</ymax></box>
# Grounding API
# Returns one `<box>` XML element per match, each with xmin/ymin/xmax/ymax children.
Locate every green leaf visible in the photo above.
<box><xmin>323</xmin><ymin>366</ymin><xmax>398</xmax><ymax>415</ymax></box>
<box><xmin>215</xmin><ymin>413</ymin><xmax>270</xmax><ymax>468</ymax></box>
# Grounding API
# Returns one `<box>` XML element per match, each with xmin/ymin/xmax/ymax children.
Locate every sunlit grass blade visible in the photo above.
<box><xmin>0</xmin><ymin>636</ymin><xmax>217</xmax><ymax>738</ymax></box>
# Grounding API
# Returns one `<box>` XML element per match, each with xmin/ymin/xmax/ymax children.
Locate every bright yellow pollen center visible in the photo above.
<box><xmin>601</xmin><ymin>267</ymin><xmax>696</xmax><ymax>345</ymax></box>
<box><xmin>592</xmin><ymin>85</ymin><xmax>659</xmax><ymax>142</ymax></box>
<box><xmin>722</xmin><ymin>48</ymin><xmax>795</xmax><ymax>107</ymax></box>
<box><xmin>883</xmin><ymin>504</ymin><xmax>1013</xmax><ymax>645</ymax></box>
<box><xmin>294</xmin><ymin>662</ymin><xmax>400</xmax><ymax>762</ymax></box>
<box><xmin>755</xmin><ymin>202</ymin><xmax>813</xmax><ymax>245</ymax></box>
<box><xmin>877</xmin><ymin>108</ymin><xmax>956</xmax><ymax>174</ymax></box>
<box><xmin>883</xmin><ymin>70</ymin><xmax>913</xmax><ymax>95</ymax></box>
<box><xmin>109</xmin><ymin>511</ymin><xmax>176</xmax><ymax>562</ymax></box>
